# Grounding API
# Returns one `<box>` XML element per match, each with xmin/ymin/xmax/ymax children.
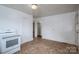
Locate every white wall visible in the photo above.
<box><xmin>37</xmin><ymin>12</ymin><xmax>76</xmax><ymax>45</ymax></box>
<box><xmin>0</xmin><ymin>6</ymin><xmax>33</xmax><ymax>44</ymax></box>
<box><xmin>22</xmin><ymin>15</ymin><xmax>33</xmax><ymax>43</ymax></box>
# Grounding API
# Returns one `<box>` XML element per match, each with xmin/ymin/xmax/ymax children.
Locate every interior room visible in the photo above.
<box><xmin>0</xmin><ymin>4</ymin><xmax>79</xmax><ymax>54</ymax></box>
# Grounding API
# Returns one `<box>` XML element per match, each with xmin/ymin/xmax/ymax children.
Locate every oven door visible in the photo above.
<box><xmin>1</xmin><ymin>36</ymin><xmax>20</xmax><ymax>53</ymax></box>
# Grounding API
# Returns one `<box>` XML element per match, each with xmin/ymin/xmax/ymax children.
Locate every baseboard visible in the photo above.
<box><xmin>21</xmin><ymin>39</ymin><xmax>33</xmax><ymax>45</ymax></box>
<box><xmin>42</xmin><ymin>38</ymin><xmax>76</xmax><ymax>46</ymax></box>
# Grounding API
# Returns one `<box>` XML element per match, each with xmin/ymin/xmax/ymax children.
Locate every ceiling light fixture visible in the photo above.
<box><xmin>32</xmin><ymin>4</ymin><xmax>38</xmax><ymax>10</ymax></box>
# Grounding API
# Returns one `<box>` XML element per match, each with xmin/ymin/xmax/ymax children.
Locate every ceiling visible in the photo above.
<box><xmin>1</xmin><ymin>4</ymin><xmax>78</xmax><ymax>18</ymax></box>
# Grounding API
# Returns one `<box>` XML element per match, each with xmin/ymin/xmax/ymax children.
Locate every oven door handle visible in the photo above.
<box><xmin>2</xmin><ymin>35</ymin><xmax>20</xmax><ymax>39</ymax></box>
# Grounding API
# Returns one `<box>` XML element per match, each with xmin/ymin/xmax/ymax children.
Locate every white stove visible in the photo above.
<box><xmin>0</xmin><ymin>31</ymin><xmax>21</xmax><ymax>54</ymax></box>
